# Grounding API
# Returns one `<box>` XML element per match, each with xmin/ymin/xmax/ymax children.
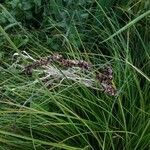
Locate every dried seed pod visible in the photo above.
<box><xmin>57</xmin><ymin>58</ymin><xmax>91</xmax><ymax>69</ymax></box>
<box><xmin>78</xmin><ymin>60</ymin><xmax>90</xmax><ymax>69</ymax></box>
<box><xmin>71</xmin><ymin>60</ymin><xmax>78</xmax><ymax>66</ymax></box>
<box><xmin>101</xmin><ymin>81</ymin><xmax>117</xmax><ymax>96</ymax></box>
<box><xmin>96</xmin><ymin>72</ymin><xmax>107</xmax><ymax>82</ymax></box>
<box><xmin>96</xmin><ymin>66</ymin><xmax>117</xmax><ymax>96</ymax></box>
<box><xmin>60</xmin><ymin>59</ymin><xmax>77</xmax><ymax>67</ymax></box>
<box><xmin>102</xmin><ymin>66</ymin><xmax>113</xmax><ymax>80</ymax></box>
<box><xmin>22</xmin><ymin>53</ymin><xmax>117</xmax><ymax>96</ymax></box>
<box><xmin>24</xmin><ymin>53</ymin><xmax>91</xmax><ymax>75</ymax></box>
<box><xmin>24</xmin><ymin>65</ymin><xmax>33</xmax><ymax>75</ymax></box>
<box><xmin>23</xmin><ymin>55</ymin><xmax>54</xmax><ymax>75</ymax></box>
<box><xmin>47</xmin><ymin>56</ymin><xmax>53</xmax><ymax>62</ymax></box>
<box><xmin>52</xmin><ymin>53</ymin><xmax>63</xmax><ymax>61</ymax></box>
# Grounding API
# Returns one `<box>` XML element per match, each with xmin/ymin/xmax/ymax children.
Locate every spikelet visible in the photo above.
<box><xmin>96</xmin><ymin>66</ymin><xmax>117</xmax><ymax>96</ymax></box>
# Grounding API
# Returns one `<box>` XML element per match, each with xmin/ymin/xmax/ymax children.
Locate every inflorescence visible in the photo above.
<box><xmin>23</xmin><ymin>53</ymin><xmax>117</xmax><ymax>96</ymax></box>
<box><xmin>24</xmin><ymin>54</ymin><xmax>90</xmax><ymax>75</ymax></box>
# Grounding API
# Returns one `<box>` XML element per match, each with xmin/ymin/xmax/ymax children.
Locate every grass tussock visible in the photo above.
<box><xmin>0</xmin><ymin>0</ymin><xmax>150</xmax><ymax>150</ymax></box>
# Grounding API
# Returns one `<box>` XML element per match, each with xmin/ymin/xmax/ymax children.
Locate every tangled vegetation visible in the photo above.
<box><xmin>0</xmin><ymin>0</ymin><xmax>150</xmax><ymax>150</ymax></box>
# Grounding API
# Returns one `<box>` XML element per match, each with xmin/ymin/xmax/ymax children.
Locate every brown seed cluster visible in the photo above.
<box><xmin>24</xmin><ymin>53</ymin><xmax>91</xmax><ymax>75</ymax></box>
<box><xmin>23</xmin><ymin>53</ymin><xmax>117</xmax><ymax>96</ymax></box>
<box><xmin>60</xmin><ymin>59</ymin><xmax>90</xmax><ymax>69</ymax></box>
<box><xmin>96</xmin><ymin>67</ymin><xmax>117</xmax><ymax>96</ymax></box>
<box><xmin>24</xmin><ymin>57</ymin><xmax>51</xmax><ymax>75</ymax></box>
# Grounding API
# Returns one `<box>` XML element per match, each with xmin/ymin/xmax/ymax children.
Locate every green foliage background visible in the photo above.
<box><xmin>0</xmin><ymin>0</ymin><xmax>150</xmax><ymax>150</ymax></box>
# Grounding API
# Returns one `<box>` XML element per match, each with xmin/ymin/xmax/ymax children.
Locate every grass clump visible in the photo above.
<box><xmin>0</xmin><ymin>0</ymin><xmax>150</xmax><ymax>150</ymax></box>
